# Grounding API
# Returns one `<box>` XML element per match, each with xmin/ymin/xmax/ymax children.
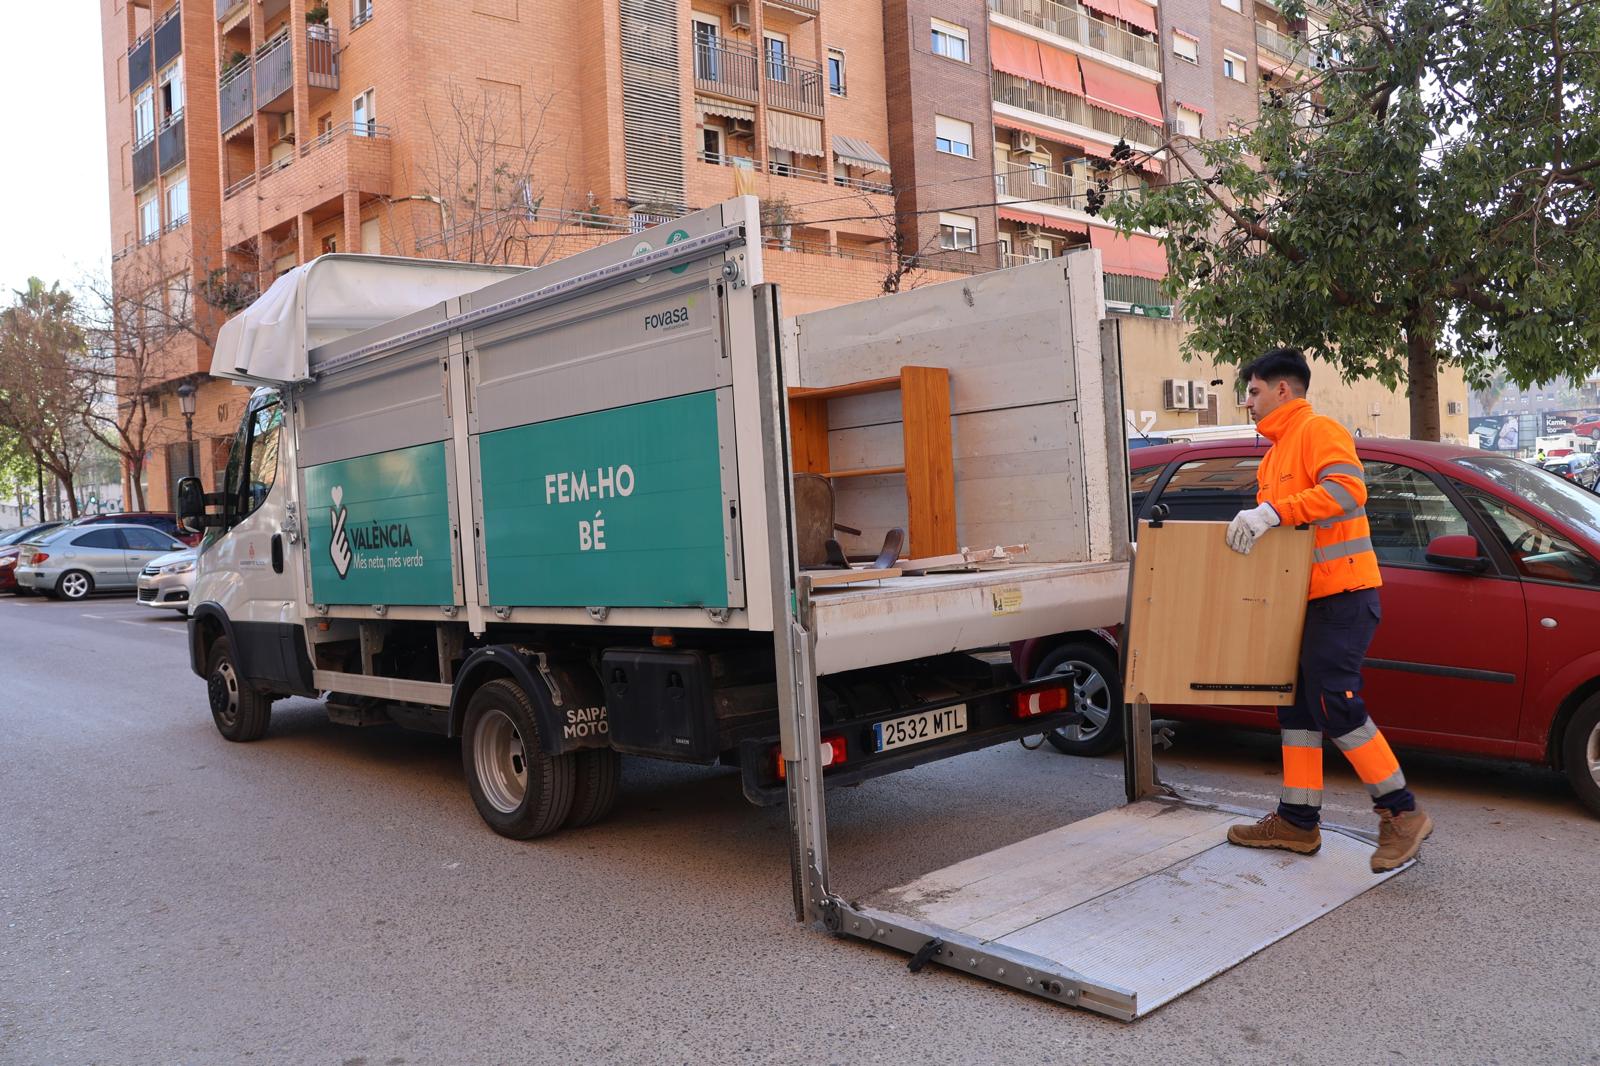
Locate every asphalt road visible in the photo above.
<box><xmin>2</xmin><ymin>593</ymin><xmax>1598</xmax><ymax>1065</ymax></box>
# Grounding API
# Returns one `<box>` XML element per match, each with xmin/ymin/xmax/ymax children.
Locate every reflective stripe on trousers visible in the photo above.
<box><xmin>1332</xmin><ymin>716</ymin><xmax>1408</xmax><ymax>797</ymax></box>
<box><xmin>1280</xmin><ymin>729</ymin><xmax>1323</xmax><ymax>807</ymax></box>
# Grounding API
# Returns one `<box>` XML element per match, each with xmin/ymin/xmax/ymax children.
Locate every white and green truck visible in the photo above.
<box><xmin>183</xmin><ymin>198</ymin><xmax>1405</xmax><ymax>1019</ymax></box>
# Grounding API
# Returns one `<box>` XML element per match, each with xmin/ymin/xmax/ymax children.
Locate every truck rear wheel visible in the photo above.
<box><xmin>565</xmin><ymin>748</ymin><xmax>622</xmax><ymax>829</ymax></box>
<box><xmin>1562</xmin><ymin>694</ymin><xmax>1600</xmax><ymax>818</ymax></box>
<box><xmin>463</xmin><ymin>678</ymin><xmax>576</xmax><ymax>838</ymax></box>
<box><xmin>206</xmin><ymin>636</ymin><xmax>274</xmax><ymax>742</ymax></box>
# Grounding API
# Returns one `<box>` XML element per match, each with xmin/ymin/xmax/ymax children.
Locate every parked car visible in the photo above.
<box><xmin>13</xmin><ymin>524</ymin><xmax>189</xmax><ymax>600</ymax></box>
<box><xmin>66</xmin><ymin>511</ymin><xmax>200</xmax><ymax>547</ymax></box>
<box><xmin>1014</xmin><ymin>437</ymin><xmax>1600</xmax><ymax>817</ymax></box>
<box><xmin>0</xmin><ymin>522</ymin><xmax>66</xmax><ymax>594</ymax></box>
<box><xmin>135</xmin><ymin>547</ymin><xmax>198</xmax><ymax>613</ymax></box>
<box><xmin>1543</xmin><ymin>452</ymin><xmax>1599</xmax><ymax>491</ymax></box>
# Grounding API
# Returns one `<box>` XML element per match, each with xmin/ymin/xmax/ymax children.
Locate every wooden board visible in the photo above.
<box><xmin>1122</xmin><ymin>520</ymin><xmax>1313</xmax><ymax>706</ymax></box>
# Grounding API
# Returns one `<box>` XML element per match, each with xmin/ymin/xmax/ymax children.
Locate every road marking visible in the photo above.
<box><xmin>117</xmin><ymin>619</ymin><xmax>184</xmax><ymax>634</ymax></box>
<box><xmin>82</xmin><ymin>613</ymin><xmax>111</xmax><ymax>620</ymax></box>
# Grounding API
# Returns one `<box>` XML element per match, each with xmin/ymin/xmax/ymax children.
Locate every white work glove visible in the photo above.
<box><xmin>1226</xmin><ymin>502</ymin><xmax>1280</xmax><ymax>554</ymax></box>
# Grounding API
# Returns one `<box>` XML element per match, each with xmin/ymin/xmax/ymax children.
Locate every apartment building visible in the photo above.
<box><xmin>101</xmin><ymin>0</ymin><xmax>956</xmax><ymax>509</ymax></box>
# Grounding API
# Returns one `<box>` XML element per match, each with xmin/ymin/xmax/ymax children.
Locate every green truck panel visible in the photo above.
<box><xmin>478</xmin><ymin>390</ymin><xmax>731</xmax><ymax>608</ymax></box>
<box><xmin>303</xmin><ymin>441</ymin><xmax>456</xmax><ymax>605</ymax></box>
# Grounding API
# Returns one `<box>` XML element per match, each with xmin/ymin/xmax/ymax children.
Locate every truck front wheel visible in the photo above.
<box><xmin>463</xmin><ymin>678</ymin><xmax>576</xmax><ymax>838</ymax></box>
<box><xmin>206</xmin><ymin>636</ymin><xmax>274</xmax><ymax>742</ymax></box>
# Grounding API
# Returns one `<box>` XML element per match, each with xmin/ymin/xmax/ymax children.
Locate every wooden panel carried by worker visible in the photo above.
<box><xmin>1123</xmin><ymin>519</ymin><xmax>1313</xmax><ymax>706</ymax></box>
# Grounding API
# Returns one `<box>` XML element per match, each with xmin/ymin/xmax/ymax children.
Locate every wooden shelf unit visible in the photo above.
<box><xmin>787</xmin><ymin>365</ymin><xmax>957</xmax><ymax>558</ymax></box>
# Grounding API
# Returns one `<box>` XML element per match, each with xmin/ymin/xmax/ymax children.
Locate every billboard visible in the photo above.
<box><xmin>1469</xmin><ymin>415</ymin><xmax>1520</xmax><ymax>452</ymax></box>
<box><xmin>1541</xmin><ymin>408</ymin><xmax>1600</xmax><ymax>437</ymax></box>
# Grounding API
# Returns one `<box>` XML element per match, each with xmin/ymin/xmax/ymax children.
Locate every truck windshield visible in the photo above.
<box><xmin>1452</xmin><ymin>455</ymin><xmax>1600</xmax><ymax>543</ymax></box>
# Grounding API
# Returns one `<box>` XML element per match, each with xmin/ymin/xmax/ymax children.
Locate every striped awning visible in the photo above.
<box><xmin>697</xmin><ymin>97</ymin><xmax>756</xmax><ymax>123</ymax></box>
<box><xmin>767</xmin><ymin>111</ymin><xmax>824</xmax><ymax>157</ymax></box>
<box><xmin>832</xmin><ymin>135</ymin><xmax>891</xmax><ymax>172</ymax></box>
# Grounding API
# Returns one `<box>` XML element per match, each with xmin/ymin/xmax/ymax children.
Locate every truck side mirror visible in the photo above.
<box><xmin>1424</xmin><ymin>534</ymin><xmax>1489</xmax><ymax>573</ymax></box>
<box><xmin>176</xmin><ymin>476</ymin><xmax>206</xmax><ymax>533</ymax></box>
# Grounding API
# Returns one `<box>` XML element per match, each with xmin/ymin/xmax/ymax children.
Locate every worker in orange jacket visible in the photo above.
<box><xmin>1223</xmin><ymin>348</ymin><xmax>1433</xmax><ymax>872</ymax></box>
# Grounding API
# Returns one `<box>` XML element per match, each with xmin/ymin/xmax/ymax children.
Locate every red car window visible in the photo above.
<box><xmin>1460</xmin><ymin>490</ymin><xmax>1600</xmax><ymax>586</ymax></box>
<box><xmin>1364</xmin><ymin>462</ymin><xmax>1473</xmax><ymax>567</ymax></box>
<box><xmin>1149</xmin><ymin>456</ymin><xmax>1261</xmax><ymax>522</ymax></box>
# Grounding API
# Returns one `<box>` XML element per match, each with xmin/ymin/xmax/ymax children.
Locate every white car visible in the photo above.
<box><xmin>135</xmin><ymin>548</ymin><xmax>198</xmax><ymax>613</ymax></box>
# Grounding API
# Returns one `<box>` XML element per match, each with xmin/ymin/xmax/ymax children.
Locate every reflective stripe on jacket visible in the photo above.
<box><xmin>1254</xmin><ymin>398</ymin><xmax>1382</xmax><ymax>600</ymax></box>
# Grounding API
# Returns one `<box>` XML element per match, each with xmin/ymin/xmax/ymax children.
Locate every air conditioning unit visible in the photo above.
<box><xmin>1010</xmin><ymin>131</ymin><xmax>1038</xmax><ymax>155</ymax></box>
<box><xmin>278</xmin><ymin>113</ymin><xmax>295</xmax><ymax>143</ymax></box>
<box><xmin>730</xmin><ymin>2</ymin><xmax>751</xmax><ymax>29</ymax></box>
<box><xmin>1189</xmin><ymin>381</ymin><xmax>1209</xmax><ymax>410</ymax></box>
<box><xmin>1447</xmin><ymin>400</ymin><xmax>1463</xmax><ymax>415</ymax></box>
<box><xmin>1163</xmin><ymin>378</ymin><xmax>1192</xmax><ymax>411</ymax></box>
<box><xmin>1369</xmin><ymin>401</ymin><xmax>1382</xmax><ymax>417</ymax></box>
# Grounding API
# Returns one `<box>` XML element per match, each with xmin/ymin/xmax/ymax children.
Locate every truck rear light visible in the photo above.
<box><xmin>774</xmin><ymin>734</ymin><xmax>847</xmax><ymax>780</ymax></box>
<box><xmin>1014</xmin><ymin>686</ymin><xmax>1070</xmax><ymax>718</ymax></box>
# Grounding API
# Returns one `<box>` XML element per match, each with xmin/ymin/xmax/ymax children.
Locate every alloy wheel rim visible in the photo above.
<box><xmin>1587</xmin><ymin>721</ymin><xmax>1600</xmax><ymax>789</ymax></box>
<box><xmin>474</xmin><ymin>709</ymin><xmax>528</xmax><ymax>814</ymax></box>
<box><xmin>61</xmin><ymin>573</ymin><xmax>88</xmax><ymax>599</ymax></box>
<box><xmin>1052</xmin><ymin>660</ymin><xmax>1112</xmax><ymax>741</ymax></box>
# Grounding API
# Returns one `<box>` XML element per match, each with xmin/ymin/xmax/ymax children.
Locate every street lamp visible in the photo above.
<box><xmin>176</xmin><ymin>381</ymin><xmax>197</xmax><ymax>485</ymax></box>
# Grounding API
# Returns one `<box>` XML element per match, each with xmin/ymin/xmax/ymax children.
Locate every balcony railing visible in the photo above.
<box><xmin>154</xmin><ymin>5</ymin><xmax>183</xmax><ymax>69</ymax></box>
<box><xmin>129</xmin><ymin>35</ymin><xmax>154</xmax><ymax>91</ymax></box>
<box><xmin>1104</xmin><ymin>272</ymin><xmax>1169</xmax><ymax>308</ymax></box>
<box><xmin>307</xmin><ymin>25</ymin><xmax>339</xmax><ymax>91</ymax></box>
<box><xmin>988</xmin><ymin>0</ymin><xmax>1160</xmax><ymax>73</ymax></box>
<box><xmin>216</xmin><ymin>0</ymin><xmax>245</xmax><ymax>18</ymax></box>
<box><xmin>1255</xmin><ymin>22</ymin><xmax>1313</xmax><ymax>66</ymax></box>
<box><xmin>133</xmin><ymin>139</ymin><xmax>158</xmax><ymax>190</ymax></box>
<box><xmin>219</xmin><ymin>59</ymin><xmax>254</xmax><ymax>131</ymax></box>
<box><xmin>994</xmin><ymin>159</ymin><xmax>1095</xmax><ymax>209</ymax></box>
<box><xmin>765</xmin><ymin>53</ymin><xmax>825</xmax><ymax>117</ymax></box>
<box><xmin>834</xmin><ymin>173</ymin><xmax>893</xmax><ymax>194</ymax></box>
<box><xmin>992</xmin><ymin>72</ymin><xmax>1165</xmax><ymax>149</ymax></box>
<box><xmin>224</xmin><ymin>122</ymin><xmax>392</xmax><ymax>199</ymax></box>
<box><xmin>158</xmin><ymin>114</ymin><xmax>187</xmax><ymax>173</ymax></box>
<box><xmin>694</xmin><ymin>40</ymin><xmax>759</xmax><ymax>104</ymax></box>
<box><xmin>254</xmin><ymin>33</ymin><xmax>294</xmax><ymax>109</ymax></box>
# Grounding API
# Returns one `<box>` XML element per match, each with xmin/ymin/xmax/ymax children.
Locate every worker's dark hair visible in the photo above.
<box><xmin>1239</xmin><ymin>347</ymin><xmax>1311</xmax><ymax>393</ymax></box>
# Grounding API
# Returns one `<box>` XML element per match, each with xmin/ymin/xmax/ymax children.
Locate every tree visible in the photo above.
<box><xmin>1107</xmin><ymin>0</ymin><xmax>1600</xmax><ymax>440</ymax></box>
<box><xmin>0</xmin><ymin>280</ymin><xmax>92</xmax><ymax>517</ymax></box>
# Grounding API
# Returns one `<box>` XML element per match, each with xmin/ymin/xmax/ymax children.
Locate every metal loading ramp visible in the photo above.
<box><xmin>853</xmin><ymin>798</ymin><xmax>1403</xmax><ymax>1019</ymax></box>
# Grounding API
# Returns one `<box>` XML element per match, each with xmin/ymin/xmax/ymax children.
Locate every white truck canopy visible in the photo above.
<box><xmin>209</xmin><ymin>254</ymin><xmax>524</xmax><ymax>385</ymax></box>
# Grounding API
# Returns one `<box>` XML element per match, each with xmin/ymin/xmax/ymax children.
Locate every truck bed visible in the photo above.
<box><xmin>807</xmin><ymin>560</ymin><xmax>1126</xmax><ymax>675</ymax></box>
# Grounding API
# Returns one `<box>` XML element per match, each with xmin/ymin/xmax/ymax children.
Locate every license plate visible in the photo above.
<box><xmin>873</xmin><ymin>704</ymin><xmax>968</xmax><ymax>753</ymax></box>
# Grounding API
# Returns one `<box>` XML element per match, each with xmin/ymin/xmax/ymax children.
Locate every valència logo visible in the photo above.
<box><xmin>329</xmin><ymin>484</ymin><xmax>352</xmax><ymax>579</ymax></box>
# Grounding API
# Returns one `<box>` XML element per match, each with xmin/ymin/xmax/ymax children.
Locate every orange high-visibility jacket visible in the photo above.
<box><xmin>1254</xmin><ymin>398</ymin><xmax>1382</xmax><ymax>600</ymax></box>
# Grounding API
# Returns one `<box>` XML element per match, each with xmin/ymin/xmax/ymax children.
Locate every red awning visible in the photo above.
<box><xmin>999</xmin><ymin>207</ymin><xmax>1046</xmax><ymax>227</ymax></box>
<box><xmin>989</xmin><ymin>26</ymin><xmax>1043</xmax><ymax>83</ymax></box>
<box><xmin>1038</xmin><ymin>216</ymin><xmax>1090</xmax><ymax>236</ymax></box>
<box><xmin>1036</xmin><ymin>42</ymin><xmax>1083</xmax><ymax>96</ymax></box>
<box><xmin>1079</xmin><ymin>58</ymin><xmax>1164</xmax><ymax>124</ymax></box>
<box><xmin>1081</xmin><ymin>0</ymin><xmax>1120</xmax><ymax>19</ymax></box>
<box><xmin>1118</xmin><ymin>0</ymin><xmax>1158</xmax><ymax>34</ymax></box>
<box><xmin>1089</xmin><ymin>228</ymin><xmax>1168</xmax><ymax>280</ymax></box>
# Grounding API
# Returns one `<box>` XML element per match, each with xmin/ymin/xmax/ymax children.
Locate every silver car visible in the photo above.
<box><xmin>14</xmin><ymin>524</ymin><xmax>188</xmax><ymax>601</ymax></box>
<box><xmin>136</xmin><ymin>548</ymin><xmax>198</xmax><ymax>612</ymax></box>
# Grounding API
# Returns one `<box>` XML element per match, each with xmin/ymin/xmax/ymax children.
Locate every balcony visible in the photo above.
<box><xmin>154</xmin><ymin>6</ymin><xmax>183</xmax><ymax>69</ymax></box>
<box><xmin>1104</xmin><ymin>272</ymin><xmax>1168</xmax><ymax>309</ymax></box>
<box><xmin>995</xmin><ymin>160</ymin><xmax>1094</xmax><ymax>210</ymax></box>
<box><xmin>694</xmin><ymin>40</ymin><xmax>759</xmax><ymax>105</ymax></box>
<box><xmin>158</xmin><ymin>114</ymin><xmax>186</xmax><ymax>173</ymax></box>
<box><xmin>988</xmin><ymin>0</ymin><xmax>1160</xmax><ymax>75</ymax></box>
<box><xmin>128</xmin><ymin>34</ymin><xmax>154</xmax><ymax>92</ymax></box>
<box><xmin>307</xmin><ymin>25</ymin><xmax>339</xmax><ymax>92</ymax></box>
<box><xmin>1256</xmin><ymin>22</ymin><xmax>1313</xmax><ymax>67</ymax></box>
<box><xmin>255</xmin><ymin>33</ymin><xmax>294</xmax><ymax>112</ymax></box>
<box><xmin>223</xmin><ymin>122</ymin><xmax>393</xmax><ymax>245</ymax></box>
<box><xmin>216</xmin><ymin>0</ymin><xmax>245</xmax><ymax>18</ymax></box>
<box><xmin>992</xmin><ymin>72</ymin><xmax>1165</xmax><ymax>150</ymax></box>
<box><xmin>133</xmin><ymin>138</ymin><xmax>157</xmax><ymax>189</ymax></box>
<box><xmin>219</xmin><ymin>59</ymin><xmax>254</xmax><ymax>132</ymax></box>
<box><xmin>765</xmin><ymin>0</ymin><xmax>819</xmax><ymax>15</ymax></box>
<box><xmin>765</xmin><ymin>53</ymin><xmax>825</xmax><ymax>117</ymax></box>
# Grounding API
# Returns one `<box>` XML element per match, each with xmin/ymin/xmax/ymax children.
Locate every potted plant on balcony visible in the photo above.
<box><xmin>223</xmin><ymin>50</ymin><xmax>248</xmax><ymax>76</ymax></box>
<box><xmin>306</xmin><ymin>5</ymin><xmax>329</xmax><ymax>24</ymax></box>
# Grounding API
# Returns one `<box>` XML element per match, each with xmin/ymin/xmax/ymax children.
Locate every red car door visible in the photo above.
<box><xmin>1358</xmin><ymin>460</ymin><xmax>1527</xmax><ymax>751</ymax></box>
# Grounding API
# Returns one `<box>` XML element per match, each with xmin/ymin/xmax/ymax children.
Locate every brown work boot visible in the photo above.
<box><xmin>1226</xmin><ymin>812</ymin><xmax>1321</xmax><ymax>854</ymax></box>
<box><xmin>1371</xmin><ymin>807</ymin><xmax>1433</xmax><ymax>872</ymax></box>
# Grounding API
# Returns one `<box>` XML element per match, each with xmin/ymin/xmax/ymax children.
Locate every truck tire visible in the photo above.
<box><xmin>1039</xmin><ymin>641</ymin><xmax>1123</xmax><ymax>757</ymax></box>
<box><xmin>57</xmin><ymin>570</ymin><xmax>93</xmax><ymax>601</ymax></box>
<box><xmin>206</xmin><ymin>636</ymin><xmax>273</xmax><ymax>742</ymax></box>
<box><xmin>1562</xmin><ymin>694</ymin><xmax>1600</xmax><ymax>818</ymax></box>
<box><xmin>564</xmin><ymin>748</ymin><xmax>622</xmax><ymax>829</ymax></box>
<box><xmin>463</xmin><ymin>678</ymin><xmax>576</xmax><ymax>839</ymax></box>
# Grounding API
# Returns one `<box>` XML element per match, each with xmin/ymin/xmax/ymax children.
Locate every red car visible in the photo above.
<box><xmin>1572</xmin><ymin>417</ymin><xmax>1600</xmax><ymax>439</ymax></box>
<box><xmin>1014</xmin><ymin>438</ymin><xmax>1600</xmax><ymax>818</ymax></box>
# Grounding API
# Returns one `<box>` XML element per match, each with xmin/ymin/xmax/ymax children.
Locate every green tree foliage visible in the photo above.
<box><xmin>0</xmin><ymin>279</ymin><xmax>91</xmax><ymax>516</ymax></box>
<box><xmin>1106</xmin><ymin>0</ymin><xmax>1599</xmax><ymax>439</ymax></box>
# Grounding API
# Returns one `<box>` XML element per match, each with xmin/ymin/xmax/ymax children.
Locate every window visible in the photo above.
<box><xmin>938</xmin><ymin>211</ymin><xmax>977</xmax><ymax>252</ymax></box>
<box><xmin>931</xmin><ymin>18</ymin><xmax>969</xmax><ymax>62</ymax></box>
<box><xmin>827</xmin><ymin>49</ymin><xmax>846</xmax><ymax>96</ymax></box>
<box><xmin>317</xmin><ymin>112</ymin><xmax>334</xmax><ymax>138</ymax></box>
<box><xmin>1028</xmin><ymin>159</ymin><xmax>1049</xmax><ymax>185</ymax></box>
<box><xmin>322</xmin><ymin>234</ymin><xmax>337</xmax><ymax>255</ymax></box>
<box><xmin>133</xmin><ymin>86</ymin><xmax>155</xmax><ymax>147</ymax></box>
<box><xmin>1361</xmin><ymin>463</ymin><xmax>1472</xmax><ymax>567</ymax></box>
<box><xmin>1174</xmin><ymin>106</ymin><xmax>1203</xmax><ymax>137</ymax></box>
<box><xmin>1172</xmin><ymin>32</ymin><xmax>1199</xmax><ymax>64</ymax></box>
<box><xmin>164</xmin><ymin>274</ymin><xmax>191</xmax><ymax>323</ymax></box>
<box><xmin>1031</xmin><ymin>241</ymin><xmax>1051</xmax><ymax>260</ymax></box>
<box><xmin>124</xmin><ymin>527</ymin><xmax>180</xmax><ymax>551</ymax></box>
<box><xmin>1461</xmin><ymin>490</ymin><xmax>1600</xmax><ymax>586</ymax></box>
<box><xmin>764</xmin><ymin>32</ymin><xmax>789</xmax><ymax>81</ymax></box>
<box><xmin>158</xmin><ymin>61</ymin><xmax>183</xmax><ymax>125</ymax></box>
<box><xmin>73</xmin><ymin>529</ymin><xmax>125</xmax><ymax>550</ymax></box>
<box><xmin>165</xmin><ymin>173</ymin><xmax>189</xmax><ymax>226</ymax></box>
<box><xmin>998</xmin><ymin>235</ymin><xmax>1012</xmax><ymax>259</ymax></box>
<box><xmin>1223</xmin><ymin>50</ymin><xmax>1247</xmax><ymax>82</ymax></box>
<box><xmin>225</xmin><ymin>399</ymin><xmax>283</xmax><ymax>523</ymax></box>
<box><xmin>1220</xmin><ymin>0</ymin><xmax>1241</xmax><ymax>11</ymax></box>
<box><xmin>1149</xmin><ymin>456</ymin><xmax>1261</xmax><ymax>521</ymax></box>
<box><xmin>138</xmin><ymin>191</ymin><xmax>160</xmax><ymax>243</ymax></box>
<box><xmin>352</xmin><ymin>0</ymin><xmax>374</xmax><ymax>29</ymax></box>
<box><xmin>693</xmin><ymin>17</ymin><xmax>721</xmax><ymax>81</ymax></box>
<box><xmin>934</xmin><ymin>114</ymin><xmax>974</xmax><ymax>158</ymax></box>
<box><xmin>352</xmin><ymin>89</ymin><xmax>375</xmax><ymax>136</ymax></box>
<box><xmin>701</xmin><ymin>125</ymin><xmax>724</xmax><ymax>163</ymax></box>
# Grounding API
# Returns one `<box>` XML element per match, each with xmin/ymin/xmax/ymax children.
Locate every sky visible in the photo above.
<box><xmin>0</xmin><ymin>3</ymin><xmax>113</xmax><ymax>297</ymax></box>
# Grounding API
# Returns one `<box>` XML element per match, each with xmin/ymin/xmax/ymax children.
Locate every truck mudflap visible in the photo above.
<box><xmin>830</xmin><ymin>797</ymin><xmax>1404</xmax><ymax>1020</ymax></box>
